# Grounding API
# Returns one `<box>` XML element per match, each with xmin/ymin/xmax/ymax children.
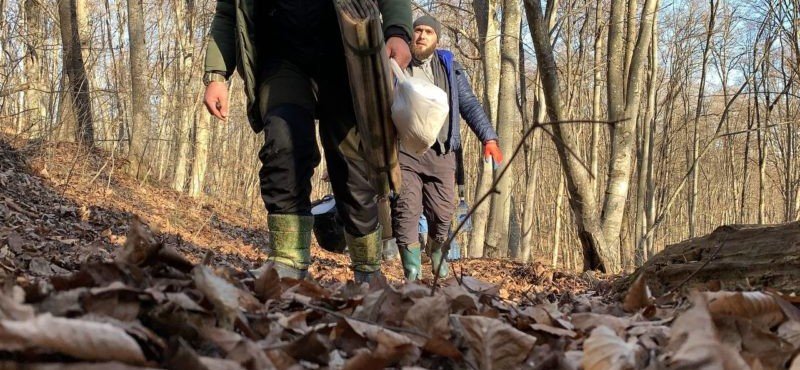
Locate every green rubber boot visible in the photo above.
<box><xmin>426</xmin><ymin>238</ymin><xmax>449</xmax><ymax>279</ymax></box>
<box><xmin>399</xmin><ymin>242</ymin><xmax>422</xmax><ymax>281</ymax></box>
<box><xmin>259</xmin><ymin>214</ymin><xmax>314</xmax><ymax>280</ymax></box>
<box><xmin>347</xmin><ymin>226</ymin><xmax>383</xmax><ymax>284</ymax></box>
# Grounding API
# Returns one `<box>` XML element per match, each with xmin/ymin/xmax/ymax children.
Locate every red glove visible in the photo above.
<box><xmin>483</xmin><ymin>140</ymin><xmax>503</xmax><ymax>168</ymax></box>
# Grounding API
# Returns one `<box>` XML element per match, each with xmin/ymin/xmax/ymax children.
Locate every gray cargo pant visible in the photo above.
<box><xmin>391</xmin><ymin>148</ymin><xmax>457</xmax><ymax>248</ymax></box>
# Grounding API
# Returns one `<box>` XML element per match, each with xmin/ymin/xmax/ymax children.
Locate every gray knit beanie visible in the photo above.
<box><xmin>413</xmin><ymin>15</ymin><xmax>441</xmax><ymax>38</ymax></box>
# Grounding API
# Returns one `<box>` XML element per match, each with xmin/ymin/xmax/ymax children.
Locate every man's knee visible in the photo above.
<box><xmin>260</xmin><ymin>104</ymin><xmax>317</xmax><ymax>161</ymax></box>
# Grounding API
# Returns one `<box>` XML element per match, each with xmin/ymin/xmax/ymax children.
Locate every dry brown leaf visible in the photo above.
<box><xmin>714</xmin><ymin>315</ymin><xmax>795</xmax><ymax>370</ymax></box>
<box><xmin>0</xmin><ymin>313</ymin><xmax>146</xmax><ymax>364</ymax></box>
<box><xmin>0</xmin><ymin>362</ymin><xmax>162</xmax><ymax>370</ymax></box>
<box><xmin>403</xmin><ymin>294</ymin><xmax>450</xmax><ymax>345</ymax></box>
<box><xmin>669</xmin><ymin>293</ymin><xmax>750</xmax><ymax>370</ymax></box>
<box><xmin>572</xmin><ymin>313</ymin><xmax>631</xmax><ymax>336</ymax></box>
<box><xmin>344</xmin><ymin>318</ymin><xmax>420</xmax><ymax>364</ymax></box>
<box><xmin>778</xmin><ymin>320</ymin><xmax>800</xmax><ymax>348</ymax></box>
<box><xmin>116</xmin><ymin>218</ymin><xmax>160</xmax><ymax>266</ymax></box>
<box><xmin>529</xmin><ymin>323</ymin><xmax>577</xmax><ymax>338</ymax></box>
<box><xmin>0</xmin><ymin>286</ymin><xmax>34</xmax><ymax>320</ymax></box>
<box><xmin>582</xmin><ymin>326</ymin><xmax>639</xmax><ymax>370</ymax></box>
<box><xmin>199</xmin><ymin>327</ymin><xmax>275</xmax><ymax>370</ymax></box>
<box><xmin>461</xmin><ymin>276</ymin><xmax>500</xmax><ymax>296</ymax></box>
<box><xmin>193</xmin><ymin>266</ymin><xmax>240</xmax><ymax>329</ymax></box>
<box><xmin>254</xmin><ymin>263</ymin><xmax>282</xmax><ymax>302</ymax></box>
<box><xmin>790</xmin><ymin>355</ymin><xmax>800</xmax><ymax>370</ymax></box>
<box><xmin>623</xmin><ymin>274</ymin><xmax>652</xmax><ymax>313</ymax></box>
<box><xmin>705</xmin><ymin>291</ymin><xmax>785</xmax><ymax>328</ymax></box>
<box><xmin>199</xmin><ymin>357</ymin><xmax>247</xmax><ymax>370</ymax></box>
<box><xmin>456</xmin><ymin>315</ymin><xmax>537</xmax><ymax>370</ymax></box>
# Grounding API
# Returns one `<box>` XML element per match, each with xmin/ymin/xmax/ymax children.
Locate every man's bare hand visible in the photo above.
<box><xmin>386</xmin><ymin>36</ymin><xmax>411</xmax><ymax>69</ymax></box>
<box><xmin>204</xmin><ymin>82</ymin><xmax>229</xmax><ymax>121</ymax></box>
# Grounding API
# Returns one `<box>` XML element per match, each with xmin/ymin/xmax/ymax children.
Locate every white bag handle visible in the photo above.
<box><xmin>389</xmin><ymin>59</ymin><xmax>409</xmax><ymax>82</ymax></box>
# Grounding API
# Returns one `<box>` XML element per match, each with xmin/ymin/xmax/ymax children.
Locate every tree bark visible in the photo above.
<box><xmin>524</xmin><ymin>0</ymin><xmax>608</xmax><ymax>271</ymax></box>
<box><xmin>485</xmin><ymin>0</ymin><xmax>521</xmax><ymax>258</ymax></box>
<box><xmin>57</xmin><ymin>0</ymin><xmax>94</xmax><ymax>146</ymax></box>
<box><xmin>618</xmin><ymin>222</ymin><xmax>800</xmax><ymax>296</ymax></box>
<box><xmin>172</xmin><ymin>0</ymin><xmax>194</xmax><ymax>192</ymax></box>
<box><xmin>127</xmin><ymin>0</ymin><xmax>149</xmax><ymax>179</ymax></box>
<box><xmin>600</xmin><ymin>0</ymin><xmax>660</xmax><ymax>271</ymax></box>
<box><xmin>688</xmin><ymin>0</ymin><xmax>717</xmax><ymax>238</ymax></box>
<box><xmin>468</xmin><ymin>0</ymin><xmax>501</xmax><ymax>258</ymax></box>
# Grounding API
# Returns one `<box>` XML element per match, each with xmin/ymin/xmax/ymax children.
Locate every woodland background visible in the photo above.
<box><xmin>0</xmin><ymin>0</ymin><xmax>798</xmax><ymax>274</ymax></box>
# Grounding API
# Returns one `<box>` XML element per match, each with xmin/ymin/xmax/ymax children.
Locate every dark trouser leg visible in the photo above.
<box><xmin>420</xmin><ymin>151</ymin><xmax>457</xmax><ymax>278</ymax></box>
<box><xmin>316</xmin><ymin>56</ymin><xmax>382</xmax><ymax>283</ymax></box>
<box><xmin>391</xmin><ymin>150</ymin><xmax>424</xmax><ymax>280</ymax></box>
<box><xmin>256</xmin><ymin>61</ymin><xmax>319</xmax><ymax>279</ymax></box>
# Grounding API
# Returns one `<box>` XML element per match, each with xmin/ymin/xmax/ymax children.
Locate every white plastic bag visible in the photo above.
<box><xmin>390</xmin><ymin>59</ymin><xmax>449</xmax><ymax>155</ymax></box>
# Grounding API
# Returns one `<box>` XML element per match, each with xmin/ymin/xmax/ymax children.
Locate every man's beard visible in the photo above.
<box><xmin>412</xmin><ymin>43</ymin><xmax>436</xmax><ymax>61</ymax></box>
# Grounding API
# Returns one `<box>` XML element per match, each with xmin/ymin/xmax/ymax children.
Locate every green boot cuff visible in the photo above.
<box><xmin>347</xmin><ymin>226</ymin><xmax>383</xmax><ymax>273</ymax></box>
<box><xmin>267</xmin><ymin>214</ymin><xmax>314</xmax><ymax>270</ymax></box>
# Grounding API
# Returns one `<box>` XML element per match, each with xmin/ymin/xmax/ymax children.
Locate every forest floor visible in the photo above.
<box><xmin>1</xmin><ymin>134</ymin><xmax>799</xmax><ymax>369</ymax></box>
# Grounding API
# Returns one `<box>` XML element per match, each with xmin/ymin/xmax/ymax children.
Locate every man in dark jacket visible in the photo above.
<box><xmin>201</xmin><ymin>0</ymin><xmax>412</xmax><ymax>283</ymax></box>
<box><xmin>392</xmin><ymin>15</ymin><xmax>503</xmax><ymax>281</ymax></box>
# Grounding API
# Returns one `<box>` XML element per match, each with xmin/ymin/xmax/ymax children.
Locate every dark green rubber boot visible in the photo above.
<box><xmin>347</xmin><ymin>226</ymin><xmax>383</xmax><ymax>284</ymax></box>
<box><xmin>400</xmin><ymin>242</ymin><xmax>422</xmax><ymax>281</ymax></box>
<box><xmin>426</xmin><ymin>238</ymin><xmax>449</xmax><ymax>279</ymax></box>
<box><xmin>253</xmin><ymin>214</ymin><xmax>313</xmax><ymax>280</ymax></box>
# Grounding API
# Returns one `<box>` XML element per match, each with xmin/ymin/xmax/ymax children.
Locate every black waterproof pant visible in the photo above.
<box><xmin>255</xmin><ymin>1</ymin><xmax>379</xmax><ymax>236</ymax></box>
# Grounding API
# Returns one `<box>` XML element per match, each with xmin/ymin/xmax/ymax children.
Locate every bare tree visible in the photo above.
<box><xmin>57</xmin><ymin>0</ymin><xmax>94</xmax><ymax>146</ymax></box>
<box><xmin>485</xmin><ymin>0</ymin><xmax>521</xmax><ymax>258</ymax></box>
<box><xmin>126</xmin><ymin>0</ymin><xmax>149</xmax><ymax>179</ymax></box>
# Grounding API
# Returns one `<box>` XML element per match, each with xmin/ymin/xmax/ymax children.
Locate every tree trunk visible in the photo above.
<box><xmin>127</xmin><ymin>0</ymin><xmax>149</xmax><ymax>179</ymax></box>
<box><xmin>24</xmin><ymin>0</ymin><xmax>46</xmax><ymax>138</ymax></box>
<box><xmin>600</xmin><ymin>0</ymin><xmax>660</xmax><ymax>271</ymax></box>
<box><xmin>468</xmin><ymin>0</ymin><xmax>501</xmax><ymax>258</ymax></box>
<box><xmin>57</xmin><ymin>0</ymin><xmax>94</xmax><ymax>146</ymax></box>
<box><xmin>635</xmin><ymin>19</ymin><xmax>657</xmax><ymax>267</ymax></box>
<box><xmin>524</xmin><ymin>0</ymin><xmax>608</xmax><ymax>271</ymax></box>
<box><xmin>552</xmin><ymin>174</ymin><xmax>565</xmax><ymax>267</ymax></box>
<box><xmin>688</xmin><ymin>0</ymin><xmax>717</xmax><ymax>238</ymax></box>
<box><xmin>190</xmin><ymin>110</ymin><xmax>211</xmax><ymax>197</ymax></box>
<box><xmin>171</xmin><ymin>0</ymin><xmax>195</xmax><ymax>192</ymax></box>
<box><xmin>485</xmin><ymin>0</ymin><xmax>521</xmax><ymax>258</ymax></box>
<box><xmin>618</xmin><ymin>222</ymin><xmax>800</xmax><ymax>296</ymax></box>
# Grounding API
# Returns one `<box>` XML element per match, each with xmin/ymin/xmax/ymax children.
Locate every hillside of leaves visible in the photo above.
<box><xmin>2</xmin><ymin>137</ymin><xmax>800</xmax><ymax>369</ymax></box>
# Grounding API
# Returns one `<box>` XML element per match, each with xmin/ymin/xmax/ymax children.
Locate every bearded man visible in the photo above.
<box><xmin>391</xmin><ymin>15</ymin><xmax>503</xmax><ymax>281</ymax></box>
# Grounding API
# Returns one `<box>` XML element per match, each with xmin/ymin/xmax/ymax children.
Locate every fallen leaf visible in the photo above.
<box><xmin>193</xmin><ymin>266</ymin><xmax>240</xmax><ymax>329</ymax></box>
<box><xmin>199</xmin><ymin>357</ymin><xmax>247</xmax><ymax>370</ymax></box>
<box><xmin>572</xmin><ymin>313</ymin><xmax>630</xmax><ymax>336</ymax></box>
<box><xmin>403</xmin><ymin>294</ymin><xmax>450</xmax><ymax>345</ymax></box>
<box><xmin>461</xmin><ymin>276</ymin><xmax>500</xmax><ymax>296</ymax></box>
<box><xmin>344</xmin><ymin>318</ymin><xmax>420</xmax><ymax>364</ymax></box>
<box><xmin>456</xmin><ymin>315</ymin><xmax>537</xmax><ymax>370</ymax></box>
<box><xmin>582</xmin><ymin>326</ymin><xmax>639</xmax><ymax>370</ymax></box>
<box><xmin>0</xmin><ymin>362</ymin><xmax>162</xmax><ymax>370</ymax></box>
<box><xmin>623</xmin><ymin>274</ymin><xmax>651</xmax><ymax>313</ymax></box>
<box><xmin>529</xmin><ymin>323</ymin><xmax>577</xmax><ymax>338</ymax></box>
<box><xmin>116</xmin><ymin>218</ymin><xmax>161</xmax><ymax>266</ymax></box>
<box><xmin>778</xmin><ymin>320</ymin><xmax>800</xmax><ymax>348</ymax></box>
<box><xmin>669</xmin><ymin>293</ymin><xmax>750</xmax><ymax>370</ymax></box>
<box><xmin>0</xmin><ymin>286</ymin><xmax>34</xmax><ymax>320</ymax></box>
<box><xmin>254</xmin><ymin>263</ymin><xmax>281</xmax><ymax>302</ymax></box>
<box><xmin>0</xmin><ymin>313</ymin><xmax>146</xmax><ymax>365</ymax></box>
<box><xmin>705</xmin><ymin>291</ymin><xmax>785</xmax><ymax>328</ymax></box>
<box><xmin>791</xmin><ymin>355</ymin><xmax>800</xmax><ymax>370</ymax></box>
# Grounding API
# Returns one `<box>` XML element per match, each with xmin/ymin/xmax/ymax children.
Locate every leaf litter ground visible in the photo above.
<box><xmin>2</xmin><ymin>137</ymin><xmax>800</xmax><ymax>369</ymax></box>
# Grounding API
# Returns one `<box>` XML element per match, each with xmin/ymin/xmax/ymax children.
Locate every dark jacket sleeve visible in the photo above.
<box><xmin>455</xmin><ymin>61</ymin><xmax>498</xmax><ymax>143</ymax></box>
<box><xmin>204</xmin><ymin>0</ymin><xmax>237</xmax><ymax>78</ymax></box>
<box><xmin>378</xmin><ymin>0</ymin><xmax>412</xmax><ymax>42</ymax></box>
